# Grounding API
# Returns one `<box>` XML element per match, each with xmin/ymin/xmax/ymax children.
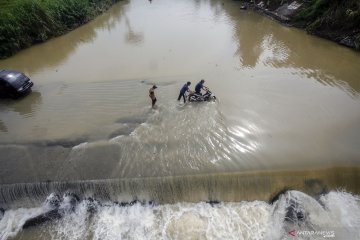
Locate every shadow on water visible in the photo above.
<box><xmin>0</xmin><ymin>120</ymin><xmax>7</xmax><ymax>132</ymax></box>
<box><xmin>0</xmin><ymin>87</ymin><xmax>89</xmax><ymax>146</ymax></box>
<box><xmin>124</xmin><ymin>15</ymin><xmax>144</xmax><ymax>45</ymax></box>
<box><xmin>220</xmin><ymin>0</ymin><xmax>360</xmax><ymax>94</ymax></box>
<box><xmin>0</xmin><ymin>91</ymin><xmax>42</xmax><ymax>117</ymax></box>
<box><xmin>0</xmin><ymin>1</ymin><xmax>129</xmax><ymax>76</ymax></box>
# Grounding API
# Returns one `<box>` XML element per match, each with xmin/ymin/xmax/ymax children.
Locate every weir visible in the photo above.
<box><xmin>1</xmin><ymin>167</ymin><xmax>359</xmax><ymax>208</ymax></box>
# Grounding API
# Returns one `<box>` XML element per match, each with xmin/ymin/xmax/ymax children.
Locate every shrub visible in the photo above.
<box><xmin>0</xmin><ymin>0</ymin><xmax>121</xmax><ymax>58</ymax></box>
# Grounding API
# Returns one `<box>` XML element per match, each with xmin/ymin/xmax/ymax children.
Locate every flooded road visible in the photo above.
<box><xmin>1</xmin><ymin>0</ymin><xmax>359</xmax><ymax>180</ymax></box>
<box><xmin>0</xmin><ymin>0</ymin><xmax>360</xmax><ymax>238</ymax></box>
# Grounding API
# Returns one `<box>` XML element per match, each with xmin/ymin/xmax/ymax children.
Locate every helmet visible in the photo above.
<box><xmin>187</xmin><ymin>81</ymin><xmax>191</xmax><ymax>85</ymax></box>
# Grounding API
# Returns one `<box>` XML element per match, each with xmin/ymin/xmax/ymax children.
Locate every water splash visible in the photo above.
<box><xmin>1</xmin><ymin>190</ymin><xmax>359</xmax><ymax>240</ymax></box>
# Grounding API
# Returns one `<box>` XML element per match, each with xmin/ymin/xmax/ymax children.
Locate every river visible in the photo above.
<box><xmin>0</xmin><ymin>0</ymin><xmax>360</xmax><ymax>239</ymax></box>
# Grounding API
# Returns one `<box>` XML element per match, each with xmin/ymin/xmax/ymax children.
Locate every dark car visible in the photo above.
<box><xmin>0</xmin><ymin>70</ymin><xmax>33</xmax><ymax>98</ymax></box>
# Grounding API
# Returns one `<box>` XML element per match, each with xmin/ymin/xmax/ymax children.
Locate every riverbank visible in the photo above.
<box><xmin>0</xmin><ymin>0</ymin><xmax>122</xmax><ymax>59</ymax></box>
<box><xmin>240</xmin><ymin>0</ymin><xmax>360</xmax><ymax>50</ymax></box>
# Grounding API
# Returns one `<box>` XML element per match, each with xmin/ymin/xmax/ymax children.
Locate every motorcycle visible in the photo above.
<box><xmin>188</xmin><ymin>89</ymin><xmax>216</xmax><ymax>102</ymax></box>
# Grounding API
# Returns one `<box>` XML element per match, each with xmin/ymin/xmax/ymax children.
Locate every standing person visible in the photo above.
<box><xmin>149</xmin><ymin>85</ymin><xmax>157</xmax><ymax>108</ymax></box>
<box><xmin>178</xmin><ymin>81</ymin><xmax>191</xmax><ymax>103</ymax></box>
<box><xmin>195</xmin><ymin>79</ymin><xmax>207</xmax><ymax>95</ymax></box>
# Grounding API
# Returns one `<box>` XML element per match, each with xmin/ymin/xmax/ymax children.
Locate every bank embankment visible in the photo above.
<box><xmin>242</xmin><ymin>0</ymin><xmax>360</xmax><ymax>50</ymax></box>
<box><xmin>0</xmin><ymin>0</ymin><xmax>122</xmax><ymax>59</ymax></box>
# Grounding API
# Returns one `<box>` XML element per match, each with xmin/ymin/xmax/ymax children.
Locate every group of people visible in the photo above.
<box><xmin>148</xmin><ymin>79</ymin><xmax>208</xmax><ymax>108</ymax></box>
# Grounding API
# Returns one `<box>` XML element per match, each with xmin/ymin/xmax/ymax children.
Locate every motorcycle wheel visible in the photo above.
<box><xmin>189</xmin><ymin>96</ymin><xmax>196</xmax><ymax>102</ymax></box>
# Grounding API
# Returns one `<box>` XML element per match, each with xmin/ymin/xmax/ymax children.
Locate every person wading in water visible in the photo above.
<box><xmin>149</xmin><ymin>85</ymin><xmax>157</xmax><ymax>108</ymax></box>
<box><xmin>195</xmin><ymin>79</ymin><xmax>207</xmax><ymax>95</ymax></box>
<box><xmin>177</xmin><ymin>81</ymin><xmax>191</xmax><ymax>103</ymax></box>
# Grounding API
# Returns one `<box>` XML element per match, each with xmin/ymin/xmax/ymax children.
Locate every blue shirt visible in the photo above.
<box><xmin>180</xmin><ymin>84</ymin><xmax>189</xmax><ymax>95</ymax></box>
<box><xmin>195</xmin><ymin>82</ymin><xmax>203</xmax><ymax>93</ymax></box>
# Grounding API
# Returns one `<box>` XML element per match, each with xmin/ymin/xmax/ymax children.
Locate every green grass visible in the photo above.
<box><xmin>295</xmin><ymin>0</ymin><xmax>360</xmax><ymax>31</ymax></box>
<box><xmin>296</xmin><ymin>0</ymin><xmax>360</xmax><ymax>50</ymax></box>
<box><xmin>0</xmin><ymin>0</ymin><xmax>120</xmax><ymax>58</ymax></box>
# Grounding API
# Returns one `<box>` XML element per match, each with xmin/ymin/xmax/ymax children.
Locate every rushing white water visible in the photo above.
<box><xmin>0</xmin><ymin>191</ymin><xmax>359</xmax><ymax>240</ymax></box>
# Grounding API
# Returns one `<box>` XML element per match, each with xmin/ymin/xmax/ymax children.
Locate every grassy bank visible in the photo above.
<box><xmin>252</xmin><ymin>0</ymin><xmax>360</xmax><ymax>50</ymax></box>
<box><xmin>295</xmin><ymin>0</ymin><xmax>360</xmax><ymax>49</ymax></box>
<box><xmin>0</xmin><ymin>0</ymin><xmax>121</xmax><ymax>59</ymax></box>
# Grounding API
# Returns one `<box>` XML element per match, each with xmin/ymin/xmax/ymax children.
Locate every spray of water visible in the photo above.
<box><xmin>1</xmin><ymin>190</ymin><xmax>359</xmax><ymax>240</ymax></box>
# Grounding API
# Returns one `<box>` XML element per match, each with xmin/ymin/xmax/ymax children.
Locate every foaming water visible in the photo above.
<box><xmin>108</xmin><ymin>100</ymin><xmax>254</xmax><ymax>176</ymax></box>
<box><xmin>1</xmin><ymin>167</ymin><xmax>359</xmax><ymax>210</ymax></box>
<box><xmin>0</xmin><ymin>96</ymin><xmax>264</xmax><ymax>184</ymax></box>
<box><xmin>1</xmin><ymin>190</ymin><xmax>359</xmax><ymax>240</ymax></box>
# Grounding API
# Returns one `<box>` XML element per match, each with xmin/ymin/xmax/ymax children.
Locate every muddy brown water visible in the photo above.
<box><xmin>1</xmin><ymin>0</ymin><xmax>360</xmax><ymax>239</ymax></box>
<box><xmin>0</xmin><ymin>0</ymin><xmax>360</xmax><ymax>196</ymax></box>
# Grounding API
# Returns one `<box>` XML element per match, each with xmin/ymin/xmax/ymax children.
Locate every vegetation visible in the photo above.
<box><xmin>295</xmin><ymin>0</ymin><xmax>360</xmax><ymax>50</ymax></box>
<box><xmin>253</xmin><ymin>0</ymin><xmax>360</xmax><ymax>50</ymax></box>
<box><xmin>295</xmin><ymin>0</ymin><xmax>360</xmax><ymax>31</ymax></box>
<box><xmin>0</xmin><ymin>0</ymin><xmax>121</xmax><ymax>59</ymax></box>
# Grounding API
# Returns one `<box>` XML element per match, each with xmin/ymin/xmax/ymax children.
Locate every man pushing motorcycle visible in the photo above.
<box><xmin>177</xmin><ymin>79</ymin><xmax>215</xmax><ymax>103</ymax></box>
<box><xmin>195</xmin><ymin>79</ymin><xmax>208</xmax><ymax>95</ymax></box>
<box><xmin>188</xmin><ymin>79</ymin><xmax>216</xmax><ymax>102</ymax></box>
